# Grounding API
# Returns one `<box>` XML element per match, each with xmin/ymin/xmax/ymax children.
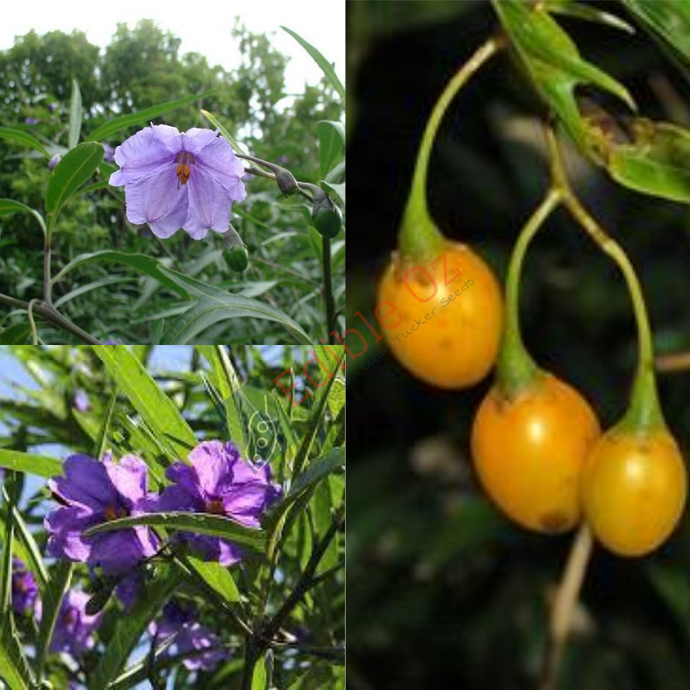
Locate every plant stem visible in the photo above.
<box><xmin>323</xmin><ymin>236</ymin><xmax>336</xmax><ymax>343</ymax></box>
<box><xmin>496</xmin><ymin>188</ymin><xmax>561</xmax><ymax>397</ymax></box>
<box><xmin>400</xmin><ymin>36</ymin><xmax>503</xmax><ymax>261</ymax></box>
<box><xmin>44</xmin><ymin>235</ymin><xmax>53</xmax><ymax>305</ymax></box>
<box><xmin>259</xmin><ymin>510</ymin><xmax>343</xmax><ymax>645</ymax></box>
<box><xmin>0</xmin><ymin>293</ymin><xmax>101</xmax><ymax>344</ymax></box>
<box><xmin>539</xmin><ymin>525</ymin><xmax>594</xmax><ymax>690</ymax></box>
<box><xmin>240</xmin><ymin>636</ymin><xmax>258</xmax><ymax>690</ymax></box>
<box><xmin>545</xmin><ymin>125</ymin><xmax>664</xmax><ymax>432</ymax></box>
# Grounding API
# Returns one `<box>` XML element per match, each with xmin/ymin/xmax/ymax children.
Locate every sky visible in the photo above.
<box><xmin>0</xmin><ymin>0</ymin><xmax>345</xmax><ymax>97</ymax></box>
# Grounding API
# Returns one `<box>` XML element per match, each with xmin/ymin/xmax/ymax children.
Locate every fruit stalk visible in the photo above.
<box><xmin>545</xmin><ymin>125</ymin><xmax>664</xmax><ymax>432</ymax></box>
<box><xmin>399</xmin><ymin>37</ymin><xmax>503</xmax><ymax>262</ymax></box>
<box><xmin>539</xmin><ymin>524</ymin><xmax>594</xmax><ymax>690</ymax></box>
<box><xmin>496</xmin><ymin>188</ymin><xmax>560</xmax><ymax>397</ymax></box>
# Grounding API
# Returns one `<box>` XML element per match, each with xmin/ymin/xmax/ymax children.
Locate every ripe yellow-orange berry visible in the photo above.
<box><xmin>377</xmin><ymin>242</ymin><xmax>502</xmax><ymax>389</ymax></box>
<box><xmin>581</xmin><ymin>429</ymin><xmax>687</xmax><ymax>556</ymax></box>
<box><xmin>471</xmin><ymin>374</ymin><xmax>601</xmax><ymax>533</ymax></box>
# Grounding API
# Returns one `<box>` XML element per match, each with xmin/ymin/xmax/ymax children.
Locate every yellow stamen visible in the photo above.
<box><xmin>206</xmin><ymin>499</ymin><xmax>225</xmax><ymax>515</ymax></box>
<box><xmin>175</xmin><ymin>151</ymin><xmax>195</xmax><ymax>188</ymax></box>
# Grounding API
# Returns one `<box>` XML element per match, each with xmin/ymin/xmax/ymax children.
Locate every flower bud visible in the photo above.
<box><xmin>48</xmin><ymin>154</ymin><xmax>62</xmax><ymax>171</ymax></box>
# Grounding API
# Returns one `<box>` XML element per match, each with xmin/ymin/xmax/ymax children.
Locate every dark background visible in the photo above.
<box><xmin>347</xmin><ymin>2</ymin><xmax>690</xmax><ymax>689</ymax></box>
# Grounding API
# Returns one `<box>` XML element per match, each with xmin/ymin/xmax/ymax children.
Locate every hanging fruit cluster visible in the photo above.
<box><xmin>378</xmin><ymin>40</ymin><xmax>687</xmax><ymax>558</ymax></box>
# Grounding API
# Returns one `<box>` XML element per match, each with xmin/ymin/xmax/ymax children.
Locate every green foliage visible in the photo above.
<box><xmin>0</xmin><ymin>345</ymin><xmax>345</xmax><ymax>687</ymax></box>
<box><xmin>0</xmin><ymin>21</ymin><xmax>344</xmax><ymax>343</ymax></box>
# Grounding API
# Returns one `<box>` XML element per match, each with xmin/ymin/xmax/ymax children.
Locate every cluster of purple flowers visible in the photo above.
<box><xmin>11</xmin><ymin>558</ymin><xmax>101</xmax><ymax>658</ymax></box>
<box><xmin>45</xmin><ymin>440</ymin><xmax>281</xmax><ymax>574</ymax></box>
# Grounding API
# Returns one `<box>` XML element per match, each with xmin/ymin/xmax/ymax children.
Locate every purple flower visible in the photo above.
<box><xmin>24</xmin><ymin>117</ymin><xmax>39</xmax><ymax>125</ymax></box>
<box><xmin>48</xmin><ymin>154</ymin><xmax>62</xmax><ymax>171</ymax></box>
<box><xmin>11</xmin><ymin>559</ymin><xmax>39</xmax><ymax>616</ymax></box>
<box><xmin>151</xmin><ymin>601</ymin><xmax>227</xmax><ymax>671</ymax></box>
<box><xmin>145</xmin><ymin>441</ymin><xmax>281</xmax><ymax>565</ymax></box>
<box><xmin>102</xmin><ymin>142</ymin><xmax>115</xmax><ymax>163</ymax></box>
<box><xmin>72</xmin><ymin>389</ymin><xmax>90</xmax><ymax>413</ymax></box>
<box><xmin>48</xmin><ymin>103</ymin><xmax>58</xmax><ymax>112</ymax></box>
<box><xmin>50</xmin><ymin>590</ymin><xmax>102</xmax><ymax>656</ymax></box>
<box><xmin>103</xmin><ymin>339</ymin><xmax>118</xmax><ymax>345</ymax></box>
<box><xmin>109</xmin><ymin>124</ymin><xmax>246</xmax><ymax>240</ymax></box>
<box><xmin>115</xmin><ymin>572</ymin><xmax>142</xmax><ymax>611</ymax></box>
<box><xmin>45</xmin><ymin>454</ymin><xmax>159</xmax><ymax>575</ymax></box>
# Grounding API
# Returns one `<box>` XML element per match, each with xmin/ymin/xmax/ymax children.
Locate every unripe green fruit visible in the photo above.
<box><xmin>225</xmin><ymin>245</ymin><xmax>249</xmax><ymax>272</ymax></box>
<box><xmin>312</xmin><ymin>201</ymin><xmax>343</xmax><ymax>238</ymax></box>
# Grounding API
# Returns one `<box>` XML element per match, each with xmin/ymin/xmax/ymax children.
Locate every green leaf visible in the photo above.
<box><xmin>0</xmin><ymin>617</ymin><xmax>33</xmax><ymax>690</ymax></box>
<box><xmin>198</xmin><ymin>345</ymin><xmax>247</xmax><ymax>454</ymax></box>
<box><xmin>1</xmin><ymin>487</ymin><xmax>49</xmax><ymax>591</ymax></box>
<box><xmin>0</xmin><ymin>323</ymin><xmax>32</xmax><ymax>344</ymax></box>
<box><xmin>0</xmin><ymin>125</ymin><xmax>50</xmax><ymax>158</ymax></box>
<box><xmin>68</xmin><ymin>79</ymin><xmax>82</xmax><ymax>150</ymax></box>
<box><xmin>0</xmin><ymin>449</ymin><xmax>62</xmax><ymax>478</ymax></box>
<box><xmin>493</xmin><ymin>0</ymin><xmax>634</xmax><ymax>155</ymax></box>
<box><xmin>92</xmin><ymin>345</ymin><xmax>197</xmax><ymax>462</ymax></box>
<box><xmin>46</xmin><ymin>142</ymin><xmax>104</xmax><ymax>235</ymax></box>
<box><xmin>158</xmin><ymin>267</ymin><xmax>311</xmax><ymax>344</ymax></box>
<box><xmin>622</xmin><ymin>0</ymin><xmax>690</xmax><ymax>83</ymax></box>
<box><xmin>0</xmin><ymin>199</ymin><xmax>47</xmax><ymax>236</ymax></box>
<box><xmin>87</xmin><ymin>91</ymin><xmax>214</xmax><ymax>142</ymax></box>
<box><xmin>91</xmin><ymin>568</ymin><xmax>179</xmax><ymax>689</ymax></box>
<box><xmin>35</xmin><ymin>561</ymin><xmax>73</xmax><ymax>682</ymax></box>
<box><xmin>0</xmin><ymin>481</ymin><xmax>15</xmax><ymax>616</ymax></box>
<box><xmin>199</xmin><ymin>109</ymin><xmax>247</xmax><ymax>154</ymax></box>
<box><xmin>85</xmin><ymin>511</ymin><xmax>267</xmax><ymax>552</ymax></box>
<box><xmin>317</xmin><ymin>121</ymin><xmax>345</xmax><ymax>179</ymax></box>
<box><xmin>321</xmin><ymin>180</ymin><xmax>345</xmax><ymax>205</ymax></box>
<box><xmin>287</xmin><ymin>448</ymin><xmax>345</xmax><ymax>500</ymax></box>
<box><xmin>185</xmin><ymin>554</ymin><xmax>240</xmax><ymax>603</ymax></box>
<box><xmin>547</xmin><ymin>0</ymin><xmax>635</xmax><ymax>33</ymax></box>
<box><xmin>602</xmin><ymin>119</ymin><xmax>690</xmax><ymax>203</ymax></box>
<box><xmin>51</xmin><ymin>250</ymin><xmax>189</xmax><ymax>299</ymax></box>
<box><xmin>281</xmin><ymin>26</ymin><xmax>345</xmax><ymax>103</ymax></box>
<box><xmin>252</xmin><ymin>650</ymin><xmax>272</xmax><ymax>690</ymax></box>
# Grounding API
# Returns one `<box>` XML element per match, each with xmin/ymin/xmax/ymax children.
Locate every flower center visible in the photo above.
<box><xmin>104</xmin><ymin>504</ymin><xmax>127</xmax><ymax>521</ymax></box>
<box><xmin>175</xmin><ymin>151</ymin><xmax>196</xmax><ymax>188</ymax></box>
<box><xmin>205</xmin><ymin>499</ymin><xmax>225</xmax><ymax>515</ymax></box>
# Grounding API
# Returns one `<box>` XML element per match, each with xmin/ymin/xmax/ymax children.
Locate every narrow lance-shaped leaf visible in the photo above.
<box><xmin>46</xmin><ymin>142</ymin><xmax>104</xmax><ymax>236</ymax></box>
<box><xmin>0</xmin><ymin>450</ymin><xmax>63</xmax><ymax>478</ymax></box>
<box><xmin>281</xmin><ymin>26</ymin><xmax>345</xmax><ymax>103</ymax></box>
<box><xmin>91</xmin><ymin>568</ymin><xmax>180</xmax><ymax>688</ymax></box>
<box><xmin>85</xmin><ymin>511</ymin><xmax>267</xmax><ymax>552</ymax></box>
<box><xmin>0</xmin><ymin>126</ymin><xmax>50</xmax><ymax>158</ymax></box>
<box><xmin>87</xmin><ymin>90</ymin><xmax>215</xmax><ymax>142</ymax></box>
<box><xmin>92</xmin><ymin>345</ymin><xmax>197</xmax><ymax>462</ymax></box>
<box><xmin>35</xmin><ymin>561</ymin><xmax>73</xmax><ymax>682</ymax></box>
<box><xmin>68</xmin><ymin>79</ymin><xmax>82</xmax><ymax>150</ymax></box>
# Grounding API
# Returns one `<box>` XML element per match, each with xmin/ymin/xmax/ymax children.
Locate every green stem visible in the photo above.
<box><xmin>323</xmin><ymin>236</ymin><xmax>336</xmax><ymax>343</ymax></box>
<box><xmin>0</xmin><ymin>292</ymin><xmax>101</xmax><ymax>344</ymax></box>
<box><xmin>399</xmin><ymin>37</ymin><xmax>502</xmax><ymax>262</ymax></box>
<box><xmin>496</xmin><ymin>189</ymin><xmax>561</xmax><ymax>397</ymax></box>
<box><xmin>546</xmin><ymin>126</ymin><xmax>664</xmax><ymax>432</ymax></box>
